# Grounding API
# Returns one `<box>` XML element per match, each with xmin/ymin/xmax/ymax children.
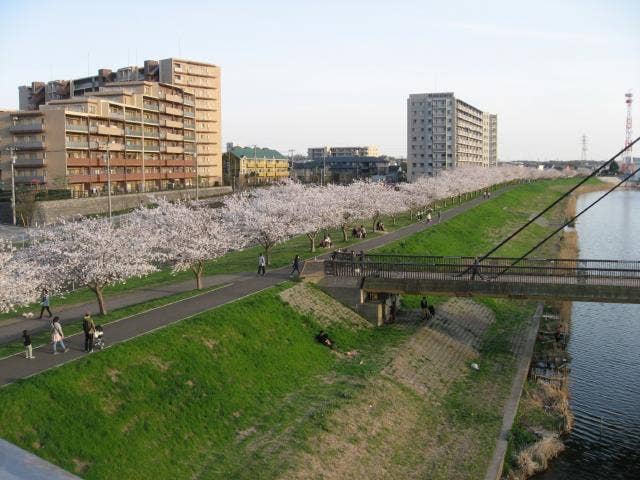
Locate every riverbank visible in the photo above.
<box><xmin>0</xmin><ymin>179</ymin><xmax>589</xmax><ymax>479</ymax></box>
<box><xmin>502</xmin><ymin>180</ymin><xmax>607</xmax><ymax>479</ymax></box>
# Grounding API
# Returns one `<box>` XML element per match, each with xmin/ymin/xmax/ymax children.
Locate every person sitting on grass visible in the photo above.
<box><xmin>315</xmin><ymin>330</ymin><xmax>334</xmax><ymax>349</ymax></box>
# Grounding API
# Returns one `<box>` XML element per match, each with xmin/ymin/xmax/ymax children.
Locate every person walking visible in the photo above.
<box><xmin>23</xmin><ymin>330</ymin><xmax>35</xmax><ymax>359</ymax></box>
<box><xmin>257</xmin><ymin>253</ymin><xmax>266</xmax><ymax>276</ymax></box>
<box><xmin>426</xmin><ymin>212</ymin><xmax>432</xmax><ymax>223</ymax></box>
<box><xmin>50</xmin><ymin>317</ymin><xmax>68</xmax><ymax>354</ymax></box>
<box><xmin>420</xmin><ymin>297</ymin><xmax>430</xmax><ymax>320</ymax></box>
<box><xmin>290</xmin><ymin>255</ymin><xmax>301</xmax><ymax>278</ymax></box>
<box><xmin>83</xmin><ymin>313</ymin><xmax>96</xmax><ymax>353</ymax></box>
<box><xmin>38</xmin><ymin>288</ymin><xmax>53</xmax><ymax>319</ymax></box>
<box><xmin>470</xmin><ymin>256</ymin><xmax>485</xmax><ymax>281</ymax></box>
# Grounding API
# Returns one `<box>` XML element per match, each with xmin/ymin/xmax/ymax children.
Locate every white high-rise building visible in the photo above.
<box><xmin>407</xmin><ymin>92</ymin><xmax>497</xmax><ymax>180</ymax></box>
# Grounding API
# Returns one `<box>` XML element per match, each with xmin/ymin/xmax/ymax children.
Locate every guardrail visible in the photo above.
<box><xmin>325</xmin><ymin>253</ymin><xmax>640</xmax><ymax>286</ymax></box>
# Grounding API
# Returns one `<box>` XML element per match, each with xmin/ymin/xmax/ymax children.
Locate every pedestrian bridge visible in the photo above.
<box><xmin>324</xmin><ymin>253</ymin><xmax>640</xmax><ymax>304</ymax></box>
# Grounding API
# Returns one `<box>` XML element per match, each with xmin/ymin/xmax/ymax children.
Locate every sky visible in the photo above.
<box><xmin>0</xmin><ymin>0</ymin><xmax>639</xmax><ymax>161</ymax></box>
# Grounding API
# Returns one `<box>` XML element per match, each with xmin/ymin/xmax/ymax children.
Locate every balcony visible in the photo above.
<box><xmin>161</xmin><ymin>119</ymin><xmax>183</xmax><ymax>128</ymax></box>
<box><xmin>165</xmin><ymin>106</ymin><xmax>183</xmax><ymax>116</ymax></box>
<box><xmin>184</xmin><ymin>133</ymin><xmax>196</xmax><ymax>141</ymax></box>
<box><xmin>143</xmin><ymin>102</ymin><xmax>159</xmax><ymax>111</ymax></box>
<box><xmin>15</xmin><ymin>174</ymin><xmax>46</xmax><ymax>184</ymax></box>
<box><xmin>10</xmin><ymin>123</ymin><xmax>44</xmax><ymax>133</ymax></box>
<box><xmin>66</xmin><ymin>141</ymin><xmax>88</xmax><ymax>149</ymax></box>
<box><xmin>144</xmin><ymin>131</ymin><xmax>159</xmax><ymax>138</ymax></box>
<box><xmin>14</xmin><ymin>140</ymin><xmax>45</xmax><ymax>150</ymax></box>
<box><xmin>143</xmin><ymin>117</ymin><xmax>159</xmax><ymax>125</ymax></box>
<box><xmin>184</xmin><ymin>123</ymin><xmax>195</xmax><ymax>130</ymax></box>
<box><xmin>144</xmin><ymin>146</ymin><xmax>160</xmax><ymax>152</ymax></box>
<box><xmin>90</xmin><ymin>125</ymin><xmax>124</xmax><ymax>136</ymax></box>
<box><xmin>106</xmin><ymin>143</ymin><xmax>125</xmax><ymax>151</ymax></box>
<box><xmin>165</xmin><ymin>93</ymin><xmax>183</xmax><ymax>103</ymax></box>
<box><xmin>160</xmin><ymin>132</ymin><xmax>183</xmax><ymax>141</ymax></box>
<box><xmin>14</xmin><ymin>157</ymin><xmax>46</xmax><ymax>167</ymax></box>
<box><xmin>66</xmin><ymin>123</ymin><xmax>88</xmax><ymax>132</ymax></box>
<box><xmin>184</xmin><ymin>110</ymin><xmax>195</xmax><ymax>118</ymax></box>
<box><xmin>68</xmin><ymin>174</ymin><xmax>99</xmax><ymax>183</ymax></box>
<box><xmin>125</xmin><ymin>142</ymin><xmax>143</xmax><ymax>151</ymax></box>
<box><xmin>125</xmin><ymin>128</ymin><xmax>143</xmax><ymax>137</ymax></box>
<box><xmin>184</xmin><ymin>97</ymin><xmax>195</xmax><ymax>106</ymax></box>
<box><xmin>125</xmin><ymin>115</ymin><xmax>142</xmax><ymax>123</ymax></box>
<box><xmin>109</xmin><ymin>111</ymin><xmax>125</xmax><ymax>120</ymax></box>
<box><xmin>162</xmin><ymin>145</ymin><xmax>184</xmax><ymax>154</ymax></box>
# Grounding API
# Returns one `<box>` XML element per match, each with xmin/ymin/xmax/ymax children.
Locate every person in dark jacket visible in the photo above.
<box><xmin>290</xmin><ymin>255</ymin><xmax>301</xmax><ymax>278</ymax></box>
<box><xmin>23</xmin><ymin>330</ymin><xmax>35</xmax><ymax>359</ymax></box>
<box><xmin>82</xmin><ymin>313</ymin><xmax>96</xmax><ymax>353</ymax></box>
<box><xmin>420</xmin><ymin>297</ymin><xmax>430</xmax><ymax>320</ymax></box>
<box><xmin>38</xmin><ymin>288</ymin><xmax>53</xmax><ymax>319</ymax></box>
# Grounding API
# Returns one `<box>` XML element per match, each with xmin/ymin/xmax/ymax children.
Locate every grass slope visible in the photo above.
<box><xmin>0</xmin><ymin>284</ymin><xmax>413</xmax><ymax>479</ymax></box>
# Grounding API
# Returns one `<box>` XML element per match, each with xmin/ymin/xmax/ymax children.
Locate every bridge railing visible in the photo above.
<box><xmin>325</xmin><ymin>253</ymin><xmax>640</xmax><ymax>286</ymax></box>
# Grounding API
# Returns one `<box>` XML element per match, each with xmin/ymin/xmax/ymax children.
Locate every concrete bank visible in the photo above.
<box><xmin>484</xmin><ymin>302</ymin><xmax>544</xmax><ymax>480</ymax></box>
<box><xmin>0</xmin><ymin>438</ymin><xmax>81</xmax><ymax>480</ymax></box>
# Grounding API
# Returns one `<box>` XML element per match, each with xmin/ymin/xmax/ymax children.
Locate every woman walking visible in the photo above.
<box><xmin>51</xmin><ymin>317</ymin><xmax>68</xmax><ymax>355</ymax></box>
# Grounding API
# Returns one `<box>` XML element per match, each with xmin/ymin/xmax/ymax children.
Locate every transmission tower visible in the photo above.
<box><xmin>581</xmin><ymin>134</ymin><xmax>588</xmax><ymax>162</ymax></box>
<box><xmin>624</xmin><ymin>91</ymin><xmax>633</xmax><ymax>165</ymax></box>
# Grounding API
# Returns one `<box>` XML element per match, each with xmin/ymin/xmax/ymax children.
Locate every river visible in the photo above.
<box><xmin>538</xmin><ymin>189</ymin><xmax>640</xmax><ymax>479</ymax></box>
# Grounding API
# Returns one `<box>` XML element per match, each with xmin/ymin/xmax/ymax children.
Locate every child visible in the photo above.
<box><xmin>23</xmin><ymin>330</ymin><xmax>35</xmax><ymax>359</ymax></box>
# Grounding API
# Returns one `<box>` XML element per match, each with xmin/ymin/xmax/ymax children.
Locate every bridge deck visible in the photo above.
<box><xmin>325</xmin><ymin>254</ymin><xmax>640</xmax><ymax>303</ymax></box>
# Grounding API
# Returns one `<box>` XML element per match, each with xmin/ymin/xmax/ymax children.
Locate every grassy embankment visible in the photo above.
<box><xmin>0</xmin><ymin>178</ymin><xmax>583</xmax><ymax>479</ymax></box>
<box><xmin>0</xmin><ymin>185</ymin><xmax>498</xmax><ymax>323</ymax></box>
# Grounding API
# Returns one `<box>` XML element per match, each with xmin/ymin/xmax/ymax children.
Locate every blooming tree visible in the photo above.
<box><xmin>33</xmin><ymin>217</ymin><xmax>158</xmax><ymax>315</ymax></box>
<box><xmin>133</xmin><ymin>199</ymin><xmax>239</xmax><ymax>289</ymax></box>
<box><xmin>223</xmin><ymin>185</ymin><xmax>300</xmax><ymax>265</ymax></box>
<box><xmin>0</xmin><ymin>239</ymin><xmax>42</xmax><ymax>313</ymax></box>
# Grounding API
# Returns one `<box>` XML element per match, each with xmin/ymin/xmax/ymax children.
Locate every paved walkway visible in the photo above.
<box><xmin>0</xmin><ymin>272</ymin><xmax>253</xmax><ymax>345</ymax></box>
<box><xmin>0</xmin><ymin>187</ymin><xmax>508</xmax><ymax>387</ymax></box>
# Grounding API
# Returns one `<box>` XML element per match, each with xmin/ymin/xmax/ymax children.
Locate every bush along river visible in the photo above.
<box><xmin>537</xmin><ymin>189</ymin><xmax>640</xmax><ymax>479</ymax></box>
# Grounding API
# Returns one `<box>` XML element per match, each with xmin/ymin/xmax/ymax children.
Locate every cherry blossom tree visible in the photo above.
<box><xmin>33</xmin><ymin>217</ymin><xmax>158</xmax><ymax>315</ymax></box>
<box><xmin>223</xmin><ymin>185</ymin><xmax>300</xmax><ymax>265</ymax></box>
<box><xmin>0</xmin><ymin>239</ymin><xmax>41</xmax><ymax>313</ymax></box>
<box><xmin>132</xmin><ymin>199</ymin><xmax>240</xmax><ymax>289</ymax></box>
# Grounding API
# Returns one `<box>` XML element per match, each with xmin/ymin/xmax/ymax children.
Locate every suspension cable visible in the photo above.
<box><xmin>493</xmin><ymin>162</ymin><xmax>640</xmax><ymax>277</ymax></box>
<box><xmin>477</xmin><ymin>136</ymin><xmax>640</xmax><ymax>264</ymax></box>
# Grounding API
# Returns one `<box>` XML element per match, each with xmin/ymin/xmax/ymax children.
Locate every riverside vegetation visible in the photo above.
<box><xmin>0</xmin><ymin>178</ymin><xmax>586</xmax><ymax>479</ymax></box>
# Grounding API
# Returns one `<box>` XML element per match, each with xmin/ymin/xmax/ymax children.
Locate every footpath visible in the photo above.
<box><xmin>0</xmin><ymin>188</ymin><xmax>506</xmax><ymax>388</ymax></box>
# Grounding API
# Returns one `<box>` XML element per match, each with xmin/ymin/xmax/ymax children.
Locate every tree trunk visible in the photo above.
<box><xmin>409</xmin><ymin>209</ymin><xmax>414</xmax><ymax>221</ymax></box>
<box><xmin>264</xmin><ymin>244</ymin><xmax>274</xmax><ymax>265</ymax></box>
<box><xmin>372</xmin><ymin>213</ymin><xmax>379</xmax><ymax>231</ymax></box>
<box><xmin>341</xmin><ymin>225</ymin><xmax>348</xmax><ymax>242</ymax></box>
<box><xmin>191</xmin><ymin>262</ymin><xmax>204</xmax><ymax>289</ymax></box>
<box><xmin>92</xmin><ymin>285</ymin><xmax>107</xmax><ymax>315</ymax></box>
<box><xmin>307</xmin><ymin>232</ymin><xmax>316</xmax><ymax>252</ymax></box>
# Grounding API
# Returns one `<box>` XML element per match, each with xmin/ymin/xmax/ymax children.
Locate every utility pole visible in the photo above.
<box><xmin>103</xmin><ymin>145</ymin><xmax>112</xmax><ymax>220</ymax></box>
<box><xmin>321</xmin><ymin>151</ymin><xmax>326</xmax><ymax>186</ymax></box>
<box><xmin>9</xmin><ymin>147</ymin><xmax>17</xmax><ymax>226</ymax></box>
<box><xmin>581</xmin><ymin>134</ymin><xmax>588</xmax><ymax>162</ymax></box>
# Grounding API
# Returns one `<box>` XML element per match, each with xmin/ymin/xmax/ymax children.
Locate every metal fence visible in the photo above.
<box><xmin>325</xmin><ymin>252</ymin><xmax>640</xmax><ymax>286</ymax></box>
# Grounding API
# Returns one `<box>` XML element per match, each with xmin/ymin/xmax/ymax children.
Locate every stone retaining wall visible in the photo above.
<box><xmin>31</xmin><ymin>186</ymin><xmax>232</xmax><ymax>225</ymax></box>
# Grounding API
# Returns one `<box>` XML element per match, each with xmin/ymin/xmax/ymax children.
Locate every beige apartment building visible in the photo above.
<box><xmin>308</xmin><ymin>145</ymin><xmax>379</xmax><ymax>160</ymax></box>
<box><xmin>0</xmin><ymin>82</ymin><xmax>199</xmax><ymax>195</ymax></box>
<box><xmin>11</xmin><ymin>57</ymin><xmax>221</xmax><ymax>187</ymax></box>
<box><xmin>407</xmin><ymin>92</ymin><xmax>497</xmax><ymax>180</ymax></box>
<box><xmin>223</xmin><ymin>146</ymin><xmax>289</xmax><ymax>188</ymax></box>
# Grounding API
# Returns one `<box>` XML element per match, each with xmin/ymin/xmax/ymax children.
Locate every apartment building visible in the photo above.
<box><xmin>222</xmin><ymin>146</ymin><xmax>289</xmax><ymax>187</ymax></box>
<box><xmin>406</xmin><ymin>92</ymin><xmax>497</xmax><ymax>180</ymax></box>
<box><xmin>16</xmin><ymin>57</ymin><xmax>221</xmax><ymax>185</ymax></box>
<box><xmin>308</xmin><ymin>145</ymin><xmax>379</xmax><ymax>160</ymax></box>
<box><xmin>292</xmin><ymin>155</ymin><xmax>391</xmax><ymax>184</ymax></box>
<box><xmin>0</xmin><ymin>82</ymin><xmax>199</xmax><ymax>195</ymax></box>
